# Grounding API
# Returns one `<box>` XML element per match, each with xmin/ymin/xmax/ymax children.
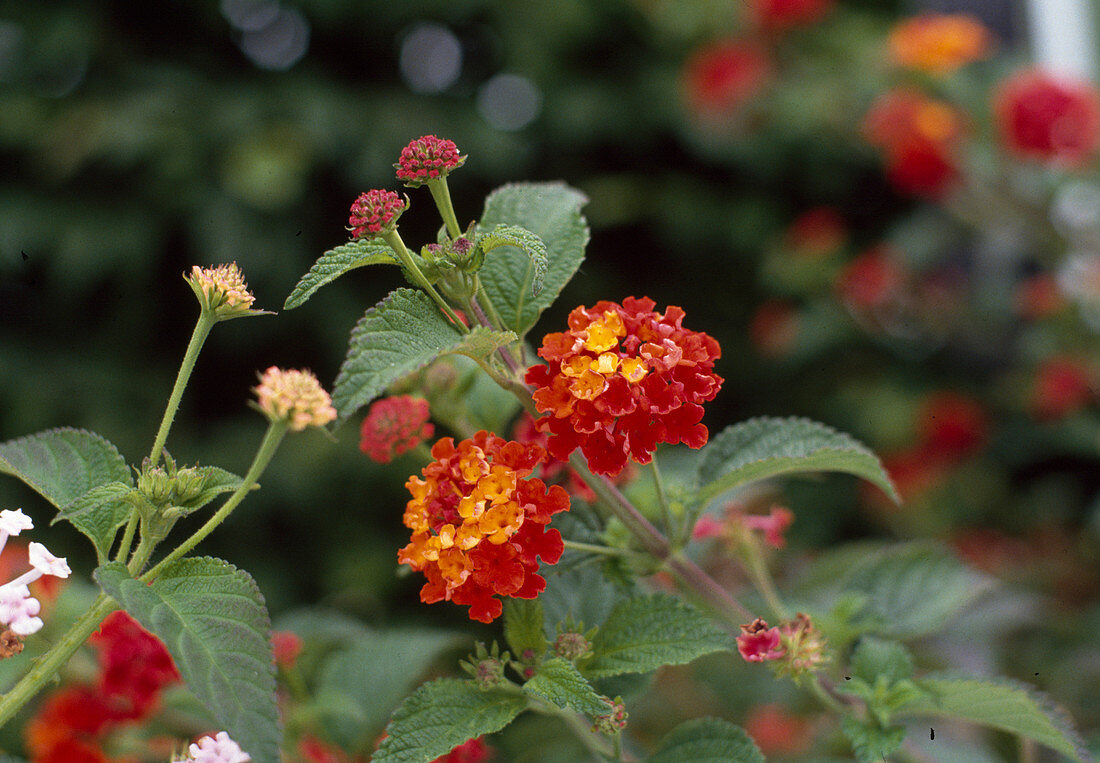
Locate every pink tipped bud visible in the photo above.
<box><xmin>737</xmin><ymin>618</ymin><xmax>786</xmax><ymax>662</ymax></box>
<box><xmin>185</xmin><ymin>263</ymin><xmax>259</xmax><ymax>319</ymax></box>
<box><xmin>348</xmin><ymin>190</ymin><xmax>407</xmax><ymax>239</ymax></box>
<box><xmin>271</xmin><ymin>630</ymin><xmax>303</xmax><ymax>670</ymax></box>
<box><xmin>253</xmin><ymin>367</ymin><xmax>337</xmax><ymax>431</ymax></box>
<box><xmin>395</xmin><ymin>135</ymin><xmax>466</xmax><ymax>186</ymax></box>
<box><xmin>741</xmin><ymin>505</ymin><xmax>795</xmax><ymax>549</ymax></box>
<box><xmin>592</xmin><ymin>696</ymin><xmax>628</xmax><ymax>735</ymax></box>
<box><xmin>359</xmin><ymin>396</ymin><xmax>434</xmax><ymax>463</ymax></box>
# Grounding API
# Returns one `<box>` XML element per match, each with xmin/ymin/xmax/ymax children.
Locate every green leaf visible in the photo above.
<box><xmin>900</xmin><ymin>673</ymin><xmax>1089</xmax><ymax>761</ymax></box>
<box><xmin>476</xmin><ymin>182</ymin><xmax>589</xmax><ymax>337</ymax></box>
<box><xmin>586</xmin><ymin>594</ymin><xmax>730</xmax><ymax>678</ymax></box>
<box><xmin>94</xmin><ymin>558</ymin><xmax>279</xmax><ymax>762</ymax></box>
<box><xmin>332</xmin><ymin>288</ymin><xmax>516</xmax><ymax>422</ymax></box>
<box><xmin>313</xmin><ymin>629</ymin><xmax>463</xmax><ymax>751</ymax></box>
<box><xmin>539</xmin><ymin>564</ymin><xmax>621</xmax><ymax>639</ymax></box>
<box><xmin>284</xmin><ymin>238</ymin><xmax>398</xmax><ymax>309</ymax></box>
<box><xmin>850</xmin><ymin>636</ymin><xmax>915</xmax><ymax>686</ymax></box>
<box><xmin>53</xmin><ymin>482</ymin><xmax>133</xmax><ymax>563</ymax></box>
<box><xmin>503</xmin><ymin>598</ymin><xmax>548</xmax><ymax>661</ymax></box>
<box><xmin>649</xmin><ymin>717</ymin><xmax>764</xmax><ymax>763</ymax></box>
<box><xmin>695</xmin><ymin>417</ymin><xmax>899</xmax><ymax>507</ymax></box>
<box><xmin>0</xmin><ymin>428</ymin><xmax>131</xmax><ymax>509</ymax></box>
<box><xmin>842</xmin><ymin>717</ymin><xmax>906</xmax><ymax>762</ymax></box>
<box><xmin>522</xmin><ymin>657</ymin><xmax>607</xmax><ymax>716</ymax></box>
<box><xmin>173</xmin><ymin>466</ymin><xmax>246</xmax><ymax>516</ymax></box>
<box><xmin>373</xmin><ymin>678</ymin><xmax>526</xmax><ymax>763</ymax></box>
<box><xmin>477</xmin><ymin>224</ymin><xmax>548</xmax><ymax>296</ymax></box>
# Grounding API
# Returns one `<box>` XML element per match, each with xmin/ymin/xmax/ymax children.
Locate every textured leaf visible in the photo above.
<box><xmin>503</xmin><ymin>598</ymin><xmax>547</xmax><ymax>661</ymax></box>
<box><xmin>476</xmin><ymin>182</ymin><xmax>589</xmax><ymax>337</ymax></box>
<box><xmin>313</xmin><ymin>629</ymin><xmax>463</xmax><ymax>751</ymax></box>
<box><xmin>284</xmin><ymin>238</ymin><xmax>398</xmax><ymax>309</ymax></box>
<box><xmin>53</xmin><ymin>482</ymin><xmax>134</xmax><ymax>563</ymax></box>
<box><xmin>523</xmin><ymin>657</ymin><xmax>607</xmax><ymax>716</ymax></box>
<box><xmin>373</xmin><ymin>678</ymin><xmax>526</xmax><ymax>763</ymax></box>
<box><xmin>477</xmin><ymin>224</ymin><xmax>548</xmax><ymax>295</ymax></box>
<box><xmin>539</xmin><ymin>564</ymin><xmax>622</xmax><ymax>640</ymax></box>
<box><xmin>850</xmin><ymin>636</ymin><xmax>915</xmax><ymax>685</ymax></box>
<box><xmin>842</xmin><ymin>717</ymin><xmax>906</xmax><ymax>762</ymax></box>
<box><xmin>900</xmin><ymin>673</ymin><xmax>1089</xmax><ymax>761</ymax></box>
<box><xmin>0</xmin><ymin>428</ymin><xmax>131</xmax><ymax>509</ymax></box>
<box><xmin>332</xmin><ymin>288</ymin><xmax>516</xmax><ymax>422</ymax></box>
<box><xmin>586</xmin><ymin>594</ymin><xmax>730</xmax><ymax>678</ymax></box>
<box><xmin>649</xmin><ymin>717</ymin><xmax>764</xmax><ymax>763</ymax></box>
<box><xmin>695</xmin><ymin>417</ymin><xmax>898</xmax><ymax>506</ymax></box>
<box><xmin>94</xmin><ymin>558</ymin><xmax>279</xmax><ymax>762</ymax></box>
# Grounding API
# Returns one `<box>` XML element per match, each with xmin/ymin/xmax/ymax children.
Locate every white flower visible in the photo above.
<box><xmin>0</xmin><ymin>584</ymin><xmax>43</xmax><ymax>635</ymax></box>
<box><xmin>0</xmin><ymin>509</ymin><xmax>33</xmax><ymax>536</ymax></box>
<box><xmin>27</xmin><ymin>542</ymin><xmax>71</xmax><ymax>579</ymax></box>
<box><xmin>186</xmin><ymin>731</ymin><xmax>251</xmax><ymax>763</ymax></box>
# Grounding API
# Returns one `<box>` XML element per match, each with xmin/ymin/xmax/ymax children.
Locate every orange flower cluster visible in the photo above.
<box><xmin>526</xmin><ymin>297</ymin><xmax>723</xmax><ymax>476</ymax></box>
<box><xmin>398</xmin><ymin>432</ymin><xmax>570</xmax><ymax>623</ymax></box>
<box><xmin>861</xmin><ymin>88</ymin><xmax>966</xmax><ymax>197</ymax></box>
<box><xmin>888</xmin><ymin>13</ymin><xmax>992</xmax><ymax>76</ymax></box>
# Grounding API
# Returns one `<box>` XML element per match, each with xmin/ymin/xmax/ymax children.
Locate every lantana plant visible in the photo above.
<box><xmin>0</xmin><ymin>134</ymin><xmax>1090</xmax><ymax>762</ymax></box>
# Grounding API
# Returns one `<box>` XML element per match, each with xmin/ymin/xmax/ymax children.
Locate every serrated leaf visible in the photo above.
<box><xmin>53</xmin><ymin>482</ymin><xmax>133</xmax><ymax>563</ymax></box>
<box><xmin>900</xmin><ymin>673</ymin><xmax>1089</xmax><ymax>761</ymax></box>
<box><xmin>94</xmin><ymin>558</ymin><xmax>279</xmax><ymax>762</ymax></box>
<box><xmin>373</xmin><ymin>678</ymin><xmax>526</xmax><ymax>763</ymax></box>
<box><xmin>477</xmin><ymin>224</ymin><xmax>548</xmax><ymax>295</ymax></box>
<box><xmin>174</xmin><ymin>466</ymin><xmax>246</xmax><ymax>516</ymax></box>
<box><xmin>539</xmin><ymin>564</ymin><xmax>622</xmax><ymax>640</ymax></box>
<box><xmin>314</xmin><ymin>629</ymin><xmax>464</xmax><ymax>751</ymax></box>
<box><xmin>649</xmin><ymin>717</ymin><xmax>765</xmax><ymax>763</ymax></box>
<box><xmin>0</xmin><ymin>428</ymin><xmax>131</xmax><ymax>509</ymax></box>
<box><xmin>332</xmin><ymin>288</ymin><xmax>516</xmax><ymax>422</ymax></box>
<box><xmin>476</xmin><ymin>182</ymin><xmax>589</xmax><ymax>337</ymax></box>
<box><xmin>523</xmin><ymin>657</ymin><xmax>607</xmax><ymax>716</ymax></box>
<box><xmin>842</xmin><ymin>717</ymin><xmax>906</xmax><ymax>761</ymax></box>
<box><xmin>503</xmin><ymin>598</ymin><xmax>547</xmax><ymax>661</ymax></box>
<box><xmin>284</xmin><ymin>238</ymin><xmax>398</xmax><ymax>309</ymax></box>
<box><xmin>586</xmin><ymin>594</ymin><xmax>730</xmax><ymax>678</ymax></box>
<box><xmin>695</xmin><ymin>417</ymin><xmax>899</xmax><ymax>507</ymax></box>
<box><xmin>850</xmin><ymin>636</ymin><xmax>915</xmax><ymax>685</ymax></box>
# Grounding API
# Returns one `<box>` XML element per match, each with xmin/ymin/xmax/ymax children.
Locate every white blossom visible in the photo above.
<box><xmin>183</xmin><ymin>731</ymin><xmax>251</xmax><ymax>763</ymax></box>
<box><xmin>27</xmin><ymin>542</ymin><xmax>71</xmax><ymax>579</ymax></box>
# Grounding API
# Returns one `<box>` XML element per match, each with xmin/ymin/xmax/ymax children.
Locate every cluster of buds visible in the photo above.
<box><xmin>591</xmin><ymin>696</ymin><xmax>629</xmax><ymax>735</ymax></box>
<box><xmin>253</xmin><ymin>367</ymin><xmax>337</xmax><ymax>431</ymax></box>
<box><xmin>348</xmin><ymin>189</ymin><xmax>408</xmax><ymax>239</ymax></box>
<box><xmin>459</xmin><ymin>641</ymin><xmax>509</xmax><ymax>690</ymax></box>
<box><xmin>737</xmin><ymin>614</ymin><xmax>827</xmax><ymax>679</ymax></box>
<box><xmin>395</xmin><ymin>135</ymin><xmax>466</xmax><ymax>187</ymax></box>
<box><xmin>0</xmin><ymin>509</ymin><xmax>71</xmax><ymax>644</ymax></box>
<box><xmin>172</xmin><ymin>731</ymin><xmax>251</xmax><ymax>763</ymax></box>
<box><xmin>552</xmin><ymin>629</ymin><xmax>594</xmax><ymax>663</ymax></box>
<box><xmin>359</xmin><ymin>395</ymin><xmax>435</xmax><ymax>463</ymax></box>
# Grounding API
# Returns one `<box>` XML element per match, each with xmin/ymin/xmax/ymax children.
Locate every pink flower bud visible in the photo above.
<box><xmin>395</xmin><ymin>135</ymin><xmax>466</xmax><ymax>186</ymax></box>
<box><xmin>348</xmin><ymin>189</ymin><xmax>407</xmax><ymax>239</ymax></box>
<box><xmin>253</xmin><ymin>367</ymin><xmax>337</xmax><ymax>431</ymax></box>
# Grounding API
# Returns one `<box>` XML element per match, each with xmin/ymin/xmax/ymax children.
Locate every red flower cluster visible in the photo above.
<box><xmin>835</xmin><ymin>245</ymin><xmax>906</xmax><ymax>310</ymax></box>
<box><xmin>994</xmin><ymin>68</ymin><xmax>1100</xmax><ymax>168</ymax></box>
<box><xmin>783</xmin><ymin>207</ymin><xmax>847</xmax><ymax>258</ymax></box>
<box><xmin>1031</xmin><ymin>355</ymin><xmax>1095</xmax><ymax>420</ymax></box>
<box><xmin>395</xmin><ymin>135</ymin><xmax>466</xmax><ymax>186</ymax></box>
<box><xmin>682</xmin><ymin>39</ymin><xmax>772</xmax><ymax>118</ymax></box>
<box><xmin>749</xmin><ymin>0</ymin><xmax>834</xmax><ymax>32</ymax></box>
<box><xmin>744</xmin><ymin>704</ymin><xmax>814</xmax><ymax>756</ymax></box>
<box><xmin>862</xmin><ymin>89</ymin><xmax>966</xmax><ymax>197</ymax></box>
<box><xmin>359</xmin><ymin>395</ymin><xmax>435</xmax><ymax>463</ymax></box>
<box><xmin>526</xmin><ymin>297</ymin><xmax>723</xmax><ymax>476</ymax></box>
<box><xmin>348</xmin><ymin>189</ymin><xmax>407</xmax><ymax>239</ymax></box>
<box><xmin>398</xmin><ymin>432</ymin><xmax>570</xmax><ymax>623</ymax></box>
<box><xmin>25</xmin><ymin>611</ymin><xmax>180</xmax><ymax>761</ymax></box>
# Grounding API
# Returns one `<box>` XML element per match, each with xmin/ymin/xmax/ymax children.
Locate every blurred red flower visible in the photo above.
<box><xmin>994</xmin><ymin>68</ymin><xmax>1100</xmax><ymax>168</ymax></box>
<box><xmin>682</xmin><ymin>39</ymin><xmax>772</xmax><ymax>117</ymax></box>
<box><xmin>749</xmin><ymin>0</ymin><xmax>834</xmax><ymax>32</ymax></box>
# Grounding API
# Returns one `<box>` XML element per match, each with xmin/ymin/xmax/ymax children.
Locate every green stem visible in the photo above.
<box><xmin>141</xmin><ymin>420</ymin><xmax>287</xmax><ymax>582</ymax></box>
<box><xmin>0</xmin><ymin>593</ymin><xmax>118</xmax><ymax>726</ymax></box>
<box><xmin>427</xmin><ymin>176</ymin><xmax>462</xmax><ymax>239</ymax></box>
<box><xmin>563</xmin><ymin>539</ymin><xmax>643</xmax><ymax>558</ymax></box>
<box><xmin>649</xmin><ymin>456</ymin><xmax>673</xmax><ymax>542</ymax></box>
<box><xmin>380</xmin><ymin>230</ymin><xmax>468</xmax><ymax>332</ymax></box>
<box><xmin>742</xmin><ymin>540</ymin><xmax>790</xmax><ymax>621</ymax></box>
<box><xmin>113</xmin><ymin>512</ymin><xmax>139</xmax><ymax>563</ymax></box>
<box><xmin>527</xmin><ymin>696</ymin><xmax>620</xmax><ymax>761</ymax></box>
<box><xmin>809</xmin><ymin>675</ymin><xmax>847</xmax><ymax>714</ymax></box>
<box><xmin>148</xmin><ymin>312</ymin><xmax>216</xmax><ymax>466</ymax></box>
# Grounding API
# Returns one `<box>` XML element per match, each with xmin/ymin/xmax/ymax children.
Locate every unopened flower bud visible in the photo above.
<box><xmin>185</xmin><ymin>263</ymin><xmax>260</xmax><ymax>320</ymax></box>
<box><xmin>348</xmin><ymin>189</ymin><xmax>407</xmax><ymax>239</ymax></box>
<box><xmin>138</xmin><ymin>465</ymin><xmax>173</xmax><ymax>503</ymax></box>
<box><xmin>253</xmin><ymin>367</ymin><xmax>337</xmax><ymax>431</ymax></box>
<box><xmin>272</xmin><ymin>630</ymin><xmax>303</xmax><ymax>670</ymax></box>
<box><xmin>395</xmin><ymin>135</ymin><xmax>466</xmax><ymax>187</ymax></box>
<box><xmin>777</xmin><ymin>613</ymin><xmax>827</xmax><ymax>676</ymax></box>
<box><xmin>359</xmin><ymin>396</ymin><xmax>434</xmax><ymax>463</ymax></box>
<box><xmin>592</xmin><ymin>696</ymin><xmax>628</xmax><ymax>735</ymax></box>
<box><xmin>0</xmin><ymin>628</ymin><xmax>23</xmax><ymax>659</ymax></box>
<box><xmin>552</xmin><ymin>631</ymin><xmax>592</xmax><ymax>662</ymax></box>
<box><xmin>474</xmin><ymin>656</ymin><xmax>504</xmax><ymax>690</ymax></box>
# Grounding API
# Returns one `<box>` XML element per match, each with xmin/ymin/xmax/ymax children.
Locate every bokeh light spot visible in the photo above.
<box><xmin>477</xmin><ymin>74</ymin><xmax>541</xmax><ymax>131</ymax></box>
<box><xmin>399</xmin><ymin>23</ymin><xmax>463</xmax><ymax>94</ymax></box>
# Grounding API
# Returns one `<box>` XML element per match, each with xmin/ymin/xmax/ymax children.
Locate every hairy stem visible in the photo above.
<box><xmin>149</xmin><ymin>312</ymin><xmax>216</xmax><ymax>466</ymax></box>
<box><xmin>380</xmin><ymin>230</ymin><xmax>468</xmax><ymax>332</ymax></box>
<box><xmin>427</xmin><ymin>176</ymin><xmax>463</xmax><ymax>239</ymax></box>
